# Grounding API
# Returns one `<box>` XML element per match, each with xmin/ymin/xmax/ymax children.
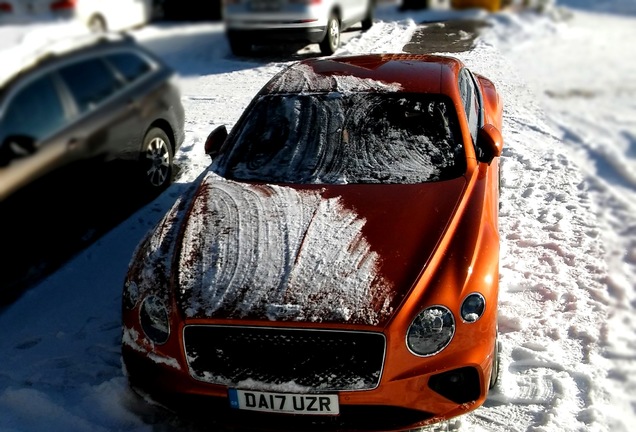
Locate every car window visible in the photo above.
<box><xmin>58</xmin><ymin>58</ymin><xmax>122</xmax><ymax>113</ymax></box>
<box><xmin>105</xmin><ymin>52</ymin><xmax>152</xmax><ymax>83</ymax></box>
<box><xmin>0</xmin><ymin>74</ymin><xmax>66</xmax><ymax>164</ymax></box>
<box><xmin>214</xmin><ymin>93</ymin><xmax>466</xmax><ymax>185</ymax></box>
<box><xmin>459</xmin><ymin>69</ymin><xmax>480</xmax><ymax>144</ymax></box>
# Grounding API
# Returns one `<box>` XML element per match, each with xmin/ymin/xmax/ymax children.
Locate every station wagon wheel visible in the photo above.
<box><xmin>319</xmin><ymin>14</ymin><xmax>340</xmax><ymax>55</ymax></box>
<box><xmin>228</xmin><ymin>34</ymin><xmax>252</xmax><ymax>56</ymax></box>
<box><xmin>88</xmin><ymin>14</ymin><xmax>107</xmax><ymax>33</ymax></box>
<box><xmin>141</xmin><ymin>127</ymin><xmax>173</xmax><ymax>190</ymax></box>
<box><xmin>361</xmin><ymin>0</ymin><xmax>374</xmax><ymax>30</ymax></box>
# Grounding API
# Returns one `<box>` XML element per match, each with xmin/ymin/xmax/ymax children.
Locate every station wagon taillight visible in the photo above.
<box><xmin>0</xmin><ymin>2</ymin><xmax>13</xmax><ymax>12</ymax></box>
<box><xmin>50</xmin><ymin>0</ymin><xmax>77</xmax><ymax>10</ymax></box>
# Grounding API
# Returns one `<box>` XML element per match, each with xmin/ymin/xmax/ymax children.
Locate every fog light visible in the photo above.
<box><xmin>139</xmin><ymin>296</ymin><xmax>170</xmax><ymax>344</ymax></box>
<box><xmin>461</xmin><ymin>293</ymin><xmax>485</xmax><ymax>323</ymax></box>
<box><xmin>406</xmin><ymin>306</ymin><xmax>455</xmax><ymax>356</ymax></box>
<box><xmin>429</xmin><ymin>367</ymin><xmax>481</xmax><ymax>404</ymax></box>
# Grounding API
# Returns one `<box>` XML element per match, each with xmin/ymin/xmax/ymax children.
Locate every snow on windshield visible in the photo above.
<box><xmin>177</xmin><ymin>173</ymin><xmax>394</xmax><ymax>325</ymax></box>
<box><xmin>214</xmin><ymin>92</ymin><xmax>465</xmax><ymax>184</ymax></box>
<box><xmin>266</xmin><ymin>62</ymin><xmax>403</xmax><ymax>95</ymax></box>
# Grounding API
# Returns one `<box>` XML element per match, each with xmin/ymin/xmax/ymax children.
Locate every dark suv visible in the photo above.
<box><xmin>0</xmin><ymin>32</ymin><xmax>185</xmax><ymax>202</ymax></box>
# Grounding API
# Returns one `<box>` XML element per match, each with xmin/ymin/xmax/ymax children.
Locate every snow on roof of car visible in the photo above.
<box><xmin>264</xmin><ymin>54</ymin><xmax>462</xmax><ymax>95</ymax></box>
<box><xmin>0</xmin><ymin>22</ymin><xmax>130</xmax><ymax>88</ymax></box>
<box><xmin>265</xmin><ymin>62</ymin><xmax>403</xmax><ymax>95</ymax></box>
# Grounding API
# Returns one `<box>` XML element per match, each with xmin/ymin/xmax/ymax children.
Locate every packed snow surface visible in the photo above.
<box><xmin>0</xmin><ymin>0</ymin><xmax>635</xmax><ymax>431</ymax></box>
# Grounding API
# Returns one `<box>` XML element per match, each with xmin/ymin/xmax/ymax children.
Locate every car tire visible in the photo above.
<box><xmin>361</xmin><ymin>1</ymin><xmax>374</xmax><ymax>30</ymax></box>
<box><xmin>88</xmin><ymin>14</ymin><xmax>107</xmax><ymax>33</ymax></box>
<box><xmin>319</xmin><ymin>14</ymin><xmax>341</xmax><ymax>55</ymax></box>
<box><xmin>140</xmin><ymin>127</ymin><xmax>173</xmax><ymax>191</ymax></box>
<box><xmin>399</xmin><ymin>0</ymin><xmax>432</xmax><ymax>11</ymax></box>
<box><xmin>489</xmin><ymin>334</ymin><xmax>501</xmax><ymax>390</ymax></box>
<box><xmin>228</xmin><ymin>34</ymin><xmax>252</xmax><ymax>56</ymax></box>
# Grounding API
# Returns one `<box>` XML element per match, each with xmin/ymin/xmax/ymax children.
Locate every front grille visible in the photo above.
<box><xmin>183</xmin><ymin>325</ymin><xmax>386</xmax><ymax>391</ymax></box>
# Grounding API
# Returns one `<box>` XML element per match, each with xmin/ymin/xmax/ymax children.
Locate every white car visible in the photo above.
<box><xmin>223</xmin><ymin>0</ymin><xmax>375</xmax><ymax>56</ymax></box>
<box><xmin>0</xmin><ymin>0</ymin><xmax>152</xmax><ymax>32</ymax></box>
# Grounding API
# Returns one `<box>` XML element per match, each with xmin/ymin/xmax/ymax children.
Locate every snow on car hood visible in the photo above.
<box><xmin>174</xmin><ymin>172</ymin><xmax>467</xmax><ymax>326</ymax></box>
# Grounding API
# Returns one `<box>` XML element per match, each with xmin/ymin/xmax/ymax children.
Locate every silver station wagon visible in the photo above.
<box><xmin>223</xmin><ymin>0</ymin><xmax>375</xmax><ymax>55</ymax></box>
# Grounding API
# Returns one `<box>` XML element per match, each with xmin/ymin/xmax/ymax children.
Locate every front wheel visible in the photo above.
<box><xmin>361</xmin><ymin>1</ymin><xmax>374</xmax><ymax>30</ymax></box>
<box><xmin>140</xmin><ymin>127</ymin><xmax>173</xmax><ymax>191</ymax></box>
<box><xmin>400</xmin><ymin>0</ymin><xmax>432</xmax><ymax>11</ymax></box>
<box><xmin>228</xmin><ymin>34</ymin><xmax>252</xmax><ymax>56</ymax></box>
<box><xmin>319</xmin><ymin>14</ymin><xmax>340</xmax><ymax>55</ymax></box>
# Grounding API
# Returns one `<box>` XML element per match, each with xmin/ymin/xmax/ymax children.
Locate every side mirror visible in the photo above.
<box><xmin>204</xmin><ymin>125</ymin><xmax>228</xmax><ymax>160</ymax></box>
<box><xmin>476</xmin><ymin>124</ymin><xmax>503</xmax><ymax>165</ymax></box>
<box><xmin>0</xmin><ymin>135</ymin><xmax>37</xmax><ymax>167</ymax></box>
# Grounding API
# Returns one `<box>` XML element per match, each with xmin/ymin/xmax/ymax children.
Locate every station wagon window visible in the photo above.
<box><xmin>0</xmin><ymin>74</ymin><xmax>66</xmax><ymax>164</ymax></box>
<box><xmin>105</xmin><ymin>52</ymin><xmax>152</xmax><ymax>83</ymax></box>
<box><xmin>58</xmin><ymin>58</ymin><xmax>121</xmax><ymax>113</ymax></box>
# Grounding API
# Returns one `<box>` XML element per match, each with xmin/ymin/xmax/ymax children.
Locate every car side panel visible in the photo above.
<box><xmin>339</xmin><ymin>0</ymin><xmax>368</xmax><ymax>29</ymax></box>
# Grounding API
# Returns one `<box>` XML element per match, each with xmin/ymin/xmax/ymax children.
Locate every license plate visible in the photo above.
<box><xmin>229</xmin><ymin>389</ymin><xmax>339</xmax><ymax>415</ymax></box>
<box><xmin>249</xmin><ymin>0</ymin><xmax>281</xmax><ymax>11</ymax></box>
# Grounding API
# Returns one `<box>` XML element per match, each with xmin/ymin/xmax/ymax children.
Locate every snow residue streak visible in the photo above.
<box><xmin>268</xmin><ymin>63</ymin><xmax>402</xmax><ymax>95</ymax></box>
<box><xmin>178</xmin><ymin>174</ymin><xmax>393</xmax><ymax>325</ymax></box>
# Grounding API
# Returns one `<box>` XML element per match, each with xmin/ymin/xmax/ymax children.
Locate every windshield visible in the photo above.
<box><xmin>213</xmin><ymin>92</ymin><xmax>466</xmax><ymax>184</ymax></box>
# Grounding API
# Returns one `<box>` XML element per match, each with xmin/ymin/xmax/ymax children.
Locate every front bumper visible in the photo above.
<box><xmin>121</xmin><ymin>323</ymin><xmax>495</xmax><ymax>431</ymax></box>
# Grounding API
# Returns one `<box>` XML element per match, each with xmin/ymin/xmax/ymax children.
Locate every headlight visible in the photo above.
<box><xmin>461</xmin><ymin>293</ymin><xmax>486</xmax><ymax>323</ymax></box>
<box><xmin>406</xmin><ymin>306</ymin><xmax>455</xmax><ymax>357</ymax></box>
<box><xmin>139</xmin><ymin>296</ymin><xmax>170</xmax><ymax>344</ymax></box>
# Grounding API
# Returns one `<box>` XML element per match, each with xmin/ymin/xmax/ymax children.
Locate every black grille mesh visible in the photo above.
<box><xmin>183</xmin><ymin>325</ymin><xmax>386</xmax><ymax>391</ymax></box>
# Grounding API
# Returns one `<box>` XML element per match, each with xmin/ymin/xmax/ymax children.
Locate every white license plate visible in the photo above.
<box><xmin>228</xmin><ymin>389</ymin><xmax>339</xmax><ymax>415</ymax></box>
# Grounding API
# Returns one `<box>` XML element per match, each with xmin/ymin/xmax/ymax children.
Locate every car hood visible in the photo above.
<box><xmin>172</xmin><ymin>172</ymin><xmax>467</xmax><ymax>326</ymax></box>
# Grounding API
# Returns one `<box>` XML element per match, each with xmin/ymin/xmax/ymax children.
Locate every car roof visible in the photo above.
<box><xmin>263</xmin><ymin>54</ymin><xmax>465</xmax><ymax>95</ymax></box>
<box><xmin>0</xmin><ymin>24</ymin><xmax>138</xmax><ymax>89</ymax></box>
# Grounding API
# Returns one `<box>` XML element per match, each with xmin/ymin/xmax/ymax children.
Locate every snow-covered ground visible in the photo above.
<box><xmin>0</xmin><ymin>0</ymin><xmax>635</xmax><ymax>431</ymax></box>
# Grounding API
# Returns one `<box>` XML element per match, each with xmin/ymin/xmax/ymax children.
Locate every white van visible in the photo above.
<box><xmin>0</xmin><ymin>0</ymin><xmax>153</xmax><ymax>32</ymax></box>
<box><xmin>223</xmin><ymin>0</ymin><xmax>375</xmax><ymax>56</ymax></box>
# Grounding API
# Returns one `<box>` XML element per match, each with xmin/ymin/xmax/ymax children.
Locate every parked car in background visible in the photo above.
<box><xmin>223</xmin><ymin>0</ymin><xmax>375</xmax><ymax>56</ymax></box>
<box><xmin>122</xmin><ymin>53</ymin><xmax>504</xmax><ymax>430</ymax></box>
<box><xmin>0</xmin><ymin>0</ymin><xmax>153</xmax><ymax>32</ymax></box>
<box><xmin>0</xmin><ymin>30</ymin><xmax>185</xmax><ymax>202</ymax></box>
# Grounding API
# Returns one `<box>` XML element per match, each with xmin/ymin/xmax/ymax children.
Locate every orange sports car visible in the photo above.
<box><xmin>121</xmin><ymin>53</ymin><xmax>504</xmax><ymax>431</ymax></box>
